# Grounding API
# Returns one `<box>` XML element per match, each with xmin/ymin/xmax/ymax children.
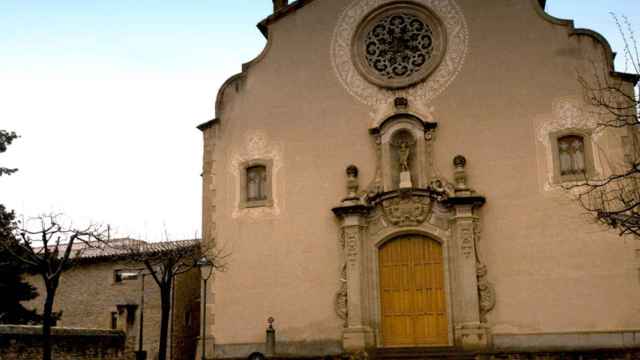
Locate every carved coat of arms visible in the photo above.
<box><xmin>381</xmin><ymin>195</ymin><xmax>432</xmax><ymax>227</ymax></box>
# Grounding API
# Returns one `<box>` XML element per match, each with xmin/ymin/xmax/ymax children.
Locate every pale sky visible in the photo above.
<box><xmin>0</xmin><ymin>1</ymin><xmax>638</xmax><ymax>241</ymax></box>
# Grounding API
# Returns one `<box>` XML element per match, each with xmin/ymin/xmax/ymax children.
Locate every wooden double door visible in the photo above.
<box><xmin>379</xmin><ymin>235</ymin><xmax>448</xmax><ymax>347</ymax></box>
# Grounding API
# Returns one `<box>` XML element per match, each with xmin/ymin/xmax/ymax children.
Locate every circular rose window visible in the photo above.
<box><xmin>352</xmin><ymin>3</ymin><xmax>447</xmax><ymax>89</ymax></box>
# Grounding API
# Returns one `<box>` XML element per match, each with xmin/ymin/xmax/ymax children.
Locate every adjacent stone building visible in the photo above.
<box><xmin>0</xmin><ymin>325</ymin><xmax>129</xmax><ymax>360</ymax></box>
<box><xmin>198</xmin><ymin>0</ymin><xmax>640</xmax><ymax>358</ymax></box>
<box><xmin>25</xmin><ymin>239</ymin><xmax>201</xmax><ymax>360</ymax></box>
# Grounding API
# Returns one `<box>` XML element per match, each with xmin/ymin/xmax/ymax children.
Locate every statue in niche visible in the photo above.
<box><xmin>398</xmin><ymin>141</ymin><xmax>411</xmax><ymax>172</ymax></box>
<box><xmin>391</xmin><ymin>131</ymin><xmax>416</xmax><ymax>188</ymax></box>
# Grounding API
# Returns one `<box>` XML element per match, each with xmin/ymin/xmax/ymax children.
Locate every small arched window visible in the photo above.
<box><xmin>246</xmin><ymin>165</ymin><xmax>267</xmax><ymax>201</ymax></box>
<box><xmin>557</xmin><ymin>135</ymin><xmax>586</xmax><ymax>176</ymax></box>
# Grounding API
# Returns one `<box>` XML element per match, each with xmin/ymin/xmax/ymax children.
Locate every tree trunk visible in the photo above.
<box><xmin>157</xmin><ymin>282</ymin><xmax>172</xmax><ymax>360</ymax></box>
<box><xmin>42</xmin><ymin>279</ymin><xmax>58</xmax><ymax>360</ymax></box>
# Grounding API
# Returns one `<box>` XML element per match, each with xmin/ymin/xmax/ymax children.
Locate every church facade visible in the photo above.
<box><xmin>198</xmin><ymin>0</ymin><xmax>640</xmax><ymax>358</ymax></box>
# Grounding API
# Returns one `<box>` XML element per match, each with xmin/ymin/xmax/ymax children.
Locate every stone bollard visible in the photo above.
<box><xmin>265</xmin><ymin>317</ymin><xmax>276</xmax><ymax>357</ymax></box>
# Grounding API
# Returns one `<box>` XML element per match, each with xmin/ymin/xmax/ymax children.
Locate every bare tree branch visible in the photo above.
<box><xmin>567</xmin><ymin>15</ymin><xmax>640</xmax><ymax>238</ymax></box>
<box><xmin>0</xmin><ymin>213</ymin><xmax>106</xmax><ymax>360</ymax></box>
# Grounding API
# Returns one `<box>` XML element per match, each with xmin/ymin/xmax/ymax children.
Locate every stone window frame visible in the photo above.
<box><xmin>113</xmin><ymin>269</ymin><xmax>124</xmax><ymax>284</ymax></box>
<box><xmin>239</xmin><ymin>159</ymin><xmax>274</xmax><ymax>209</ymax></box>
<box><xmin>112</xmin><ymin>268</ymin><xmax>139</xmax><ymax>285</ymax></box>
<box><xmin>549</xmin><ymin>128</ymin><xmax>596</xmax><ymax>184</ymax></box>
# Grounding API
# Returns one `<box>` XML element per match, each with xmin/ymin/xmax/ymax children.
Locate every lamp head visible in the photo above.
<box><xmin>197</xmin><ymin>257</ymin><xmax>214</xmax><ymax>280</ymax></box>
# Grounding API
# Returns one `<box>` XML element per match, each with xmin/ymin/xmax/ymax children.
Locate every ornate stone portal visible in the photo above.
<box><xmin>332</xmin><ymin>106</ymin><xmax>493</xmax><ymax>351</ymax></box>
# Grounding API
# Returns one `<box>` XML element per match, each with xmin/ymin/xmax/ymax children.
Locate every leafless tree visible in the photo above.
<box><xmin>568</xmin><ymin>14</ymin><xmax>640</xmax><ymax>237</ymax></box>
<box><xmin>0</xmin><ymin>214</ymin><xmax>105</xmax><ymax>360</ymax></box>
<box><xmin>120</xmin><ymin>236</ymin><xmax>226</xmax><ymax>360</ymax></box>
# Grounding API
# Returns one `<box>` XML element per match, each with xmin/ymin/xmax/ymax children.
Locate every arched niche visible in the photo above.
<box><xmin>370</xmin><ymin>113</ymin><xmax>438</xmax><ymax>191</ymax></box>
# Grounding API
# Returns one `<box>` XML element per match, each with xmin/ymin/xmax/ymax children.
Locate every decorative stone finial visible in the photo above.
<box><xmin>394</xmin><ymin>97</ymin><xmax>408</xmax><ymax>110</ymax></box>
<box><xmin>453</xmin><ymin>155</ymin><xmax>468</xmax><ymax>191</ymax></box>
<box><xmin>453</xmin><ymin>155</ymin><xmax>466</xmax><ymax>168</ymax></box>
<box><xmin>346</xmin><ymin>165</ymin><xmax>359</xmax><ymax>199</ymax></box>
<box><xmin>346</xmin><ymin>164</ymin><xmax>358</xmax><ymax>177</ymax></box>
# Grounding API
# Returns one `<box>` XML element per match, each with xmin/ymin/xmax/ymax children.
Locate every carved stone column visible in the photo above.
<box><xmin>332</xmin><ymin>166</ymin><xmax>374</xmax><ymax>352</ymax></box>
<box><xmin>339</xmin><ymin>209</ymin><xmax>374</xmax><ymax>351</ymax></box>
<box><xmin>445</xmin><ymin>156</ymin><xmax>490</xmax><ymax>349</ymax></box>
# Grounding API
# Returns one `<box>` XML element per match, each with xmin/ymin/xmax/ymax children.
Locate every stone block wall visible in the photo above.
<box><xmin>0</xmin><ymin>325</ymin><xmax>132</xmax><ymax>360</ymax></box>
<box><xmin>24</xmin><ymin>261</ymin><xmax>162</xmax><ymax>357</ymax></box>
<box><xmin>24</xmin><ymin>259</ymin><xmax>201</xmax><ymax>360</ymax></box>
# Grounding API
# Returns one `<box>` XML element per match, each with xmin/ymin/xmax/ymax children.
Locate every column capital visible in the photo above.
<box><xmin>445</xmin><ymin>194</ymin><xmax>486</xmax><ymax>208</ymax></box>
<box><xmin>332</xmin><ymin>203</ymin><xmax>370</xmax><ymax>220</ymax></box>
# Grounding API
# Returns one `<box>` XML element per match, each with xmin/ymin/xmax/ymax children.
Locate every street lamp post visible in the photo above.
<box><xmin>197</xmin><ymin>257</ymin><xmax>214</xmax><ymax>360</ymax></box>
<box><xmin>137</xmin><ymin>272</ymin><xmax>146</xmax><ymax>360</ymax></box>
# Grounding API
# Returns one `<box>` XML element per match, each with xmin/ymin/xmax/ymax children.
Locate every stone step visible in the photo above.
<box><xmin>375</xmin><ymin>347</ymin><xmax>477</xmax><ymax>360</ymax></box>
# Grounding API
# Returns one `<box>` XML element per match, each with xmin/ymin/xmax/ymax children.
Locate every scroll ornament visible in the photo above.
<box><xmin>474</xmin><ymin>222</ymin><xmax>495</xmax><ymax>322</ymax></box>
<box><xmin>335</xmin><ymin>263</ymin><xmax>348</xmax><ymax>327</ymax></box>
<box><xmin>476</xmin><ymin>263</ymin><xmax>496</xmax><ymax>323</ymax></box>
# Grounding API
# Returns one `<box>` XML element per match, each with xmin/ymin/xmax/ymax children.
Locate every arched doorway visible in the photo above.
<box><xmin>379</xmin><ymin>235</ymin><xmax>448</xmax><ymax>347</ymax></box>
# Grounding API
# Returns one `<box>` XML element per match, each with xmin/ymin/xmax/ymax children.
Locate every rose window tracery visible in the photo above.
<box><xmin>364</xmin><ymin>13</ymin><xmax>434</xmax><ymax>80</ymax></box>
<box><xmin>352</xmin><ymin>3</ymin><xmax>447</xmax><ymax>89</ymax></box>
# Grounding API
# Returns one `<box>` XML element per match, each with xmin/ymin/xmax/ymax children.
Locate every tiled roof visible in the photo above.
<box><xmin>34</xmin><ymin>238</ymin><xmax>200</xmax><ymax>262</ymax></box>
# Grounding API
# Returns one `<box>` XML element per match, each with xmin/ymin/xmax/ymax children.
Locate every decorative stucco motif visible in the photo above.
<box><xmin>536</xmin><ymin>97</ymin><xmax>602</xmax><ymax>190</ymax></box>
<box><xmin>537</xmin><ymin>98</ymin><xmax>598</xmax><ymax>141</ymax></box>
<box><xmin>331</xmin><ymin>0</ymin><xmax>469</xmax><ymax>106</ymax></box>
<box><xmin>354</xmin><ymin>2</ymin><xmax>446</xmax><ymax>89</ymax></box>
<box><xmin>230</xmin><ymin>131</ymin><xmax>283</xmax><ymax>219</ymax></box>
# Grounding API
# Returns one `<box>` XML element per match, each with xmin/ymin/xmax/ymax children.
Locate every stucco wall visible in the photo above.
<box><xmin>202</xmin><ymin>0</ymin><xmax>639</xmax><ymax>356</ymax></box>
